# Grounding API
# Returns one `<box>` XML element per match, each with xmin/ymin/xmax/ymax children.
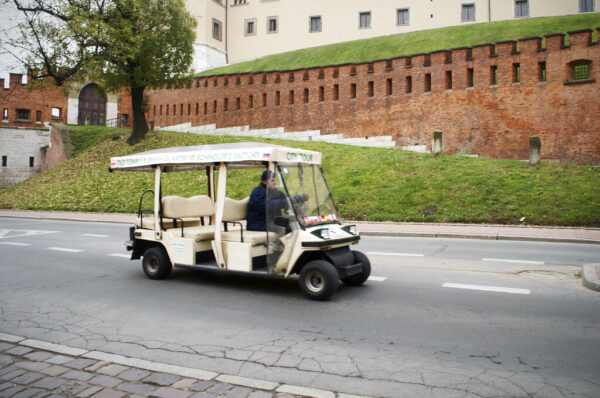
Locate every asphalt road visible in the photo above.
<box><xmin>1</xmin><ymin>218</ymin><xmax>599</xmax><ymax>398</ymax></box>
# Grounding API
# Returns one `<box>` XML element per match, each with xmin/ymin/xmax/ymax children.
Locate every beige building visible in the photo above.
<box><xmin>183</xmin><ymin>0</ymin><xmax>596</xmax><ymax>70</ymax></box>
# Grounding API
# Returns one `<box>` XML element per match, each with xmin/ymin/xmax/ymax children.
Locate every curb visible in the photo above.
<box><xmin>582</xmin><ymin>264</ymin><xmax>600</xmax><ymax>292</ymax></box>
<box><xmin>0</xmin><ymin>332</ymin><xmax>372</xmax><ymax>398</ymax></box>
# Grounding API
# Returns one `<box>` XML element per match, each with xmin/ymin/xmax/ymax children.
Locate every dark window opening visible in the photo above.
<box><xmin>467</xmin><ymin>68</ymin><xmax>474</xmax><ymax>87</ymax></box>
<box><xmin>236</xmin><ymin>97</ymin><xmax>241</xmax><ymax>110</ymax></box>
<box><xmin>275</xmin><ymin>91</ymin><xmax>280</xmax><ymax>106</ymax></box>
<box><xmin>213</xmin><ymin>100</ymin><xmax>217</xmax><ymax>113</ymax></box>
<box><xmin>397</xmin><ymin>8</ymin><xmax>409</xmax><ymax>26</ymax></box>
<box><xmin>310</xmin><ymin>15</ymin><xmax>322</xmax><ymax>33</ymax></box>
<box><xmin>513</xmin><ymin>63</ymin><xmax>521</xmax><ymax>83</ymax></box>
<box><xmin>224</xmin><ymin>98</ymin><xmax>229</xmax><ymax>112</ymax></box>
<box><xmin>249</xmin><ymin>95</ymin><xmax>254</xmax><ymax>109</ymax></box>
<box><xmin>2</xmin><ymin>156</ymin><xmax>7</xmax><ymax>167</ymax></box>
<box><xmin>303</xmin><ymin>88</ymin><xmax>309</xmax><ymax>103</ymax></box>
<box><xmin>350</xmin><ymin>83</ymin><xmax>357</xmax><ymax>99</ymax></box>
<box><xmin>333</xmin><ymin>84</ymin><xmax>339</xmax><ymax>100</ymax></box>
<box><xmin>204</xmin><ymin>102</ymin><xmax>208</xmax><ymax>115</ymax></box>
<box><xmin>490</xmin><ymin>65</ymin><xmax>498</xmax><ymax>85</ymax></box>
<box><xmin>319</xmin><ymin>86</ymin><xmax>324</xmax><ymax>102</ymax></box>
<box><xmin>17</xmin><ymin>109</ymin><xmax>30</xmax><ymax>120</ymax></box>
<box><xmin>539</xmin><ymin>62</ymin><xmax>546</xmax><ymax>81</ymax></box>
<box><xmin>424</xmin><ymin>73</ymin><xmax>432</xmax><ymax>92</ymax></box>
<box><xmin>289</xmin><ymin>90</ymin><xmax>294</xmax><ymax>105</ymax></box>
<box><xmin>406</xmin><ymin>76</ymin><xmax>412</xmax><ymax>93</ymax></box>
<box><xmin>368</xmin><ymin>81</ymin><xmax>374</xmax><ymax>97</ymax></box>
<box><xmin>445</xmin><ymin>71</ymin><xmax>453</xmax><ymax>90</ymax></box>
<box><xmin>462</xmin><ymin>3</ymin><xmax>475</xmax><ymax>22</ymax></box>
<box><xmin>36</xmin><ymin>110</ymin><xmax>42</xmax><ymax>122</ymax></box>
<box><xmin>262</xmin><ymin>93</ymin><xmax>267</xmax><ymax>107</ymax></box>
<box><xmin>29</xmin><ymin>157</ymin><xmax>34</xmax><ymax>167</ymax></box>
<box><xmin>386</xmin><ymin>78</ymin><xmax>393</xmax><ymax>96</ymax></box>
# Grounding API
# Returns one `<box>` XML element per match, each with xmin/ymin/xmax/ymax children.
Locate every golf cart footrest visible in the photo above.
<box><xmin>339</xmin><ymin>262</ymin><xmax>363</xmax><ymax>279</ymax></box>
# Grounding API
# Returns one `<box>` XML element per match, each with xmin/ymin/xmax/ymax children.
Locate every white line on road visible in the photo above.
<box><xmin>83</xmin><ymin>234</ymin><xmax>110</xmax><ymax>238</ymax></box>
<box><xmin>47</xmin><ymin>247</ymin><xmax>84</xmax><ymax>253</ymax></box>
<box><xmin>366</xmin><ymin>252</ymin><xmax>424</xmax><ymax>257</ymax></box>
<box><xmin>109</xmin><ymin>253</ymin><xmax>131</xmax><ymax>258</ymax></box>
<box><xmin>368</xmin><ymin>276</ymin><xmax>388</xmax><ymax>282</ymax></box>
<box><xmin>443</xmin><ymin>282</ymin><xmax>530</xmax><ymax>295</ymax></box>
<box><xmin>0</xmin><ymin>242</ymin><xmax>31</xmax><ymax>246</ymax></box>
<box><xmin>482</xmin><ymin>258</ymin><xmax>544</xmax><ymax>265</ymax></box>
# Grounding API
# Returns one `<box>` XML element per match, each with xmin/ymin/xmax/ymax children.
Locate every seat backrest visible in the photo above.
<box><xmin>222</xmin><ymin>197</ymin><xmax>249</xmax><ymax>222</ymax></box>
<box><xmin>162</xmin><ymin>195</ymin><xmax>214</xmax><ymax>219</ymax></box>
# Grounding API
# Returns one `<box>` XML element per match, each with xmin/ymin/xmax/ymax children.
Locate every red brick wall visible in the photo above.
<box><xmin>146</xmin><ymin>29</ymin><xmax>600</xmax><ymax>164</ymax></box>
<box><xmin>0</xmin><ymin>74</ymin><xmax>68</xmax><ymax>127</ymax></box>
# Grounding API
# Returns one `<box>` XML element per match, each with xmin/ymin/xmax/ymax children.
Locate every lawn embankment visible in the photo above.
<box><xmin>1</xmin><ymin>127</ymin><xmax>598</xmax><ymax>226</ymax></box>
<box><xmin>198</xmin><ymin>13</ymin><xmax>600</xmax><ymax>76</ymax></box>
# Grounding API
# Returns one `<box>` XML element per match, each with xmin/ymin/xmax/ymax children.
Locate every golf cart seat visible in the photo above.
<box><xmin>219</xmin><ymin>197</ymin><xmax>277</xmax><ymax>245</ymax></box>
<box><xmin>162</xmin><ymin>195</ymin><xmax>215</xmax><ymax>241</ymax></box>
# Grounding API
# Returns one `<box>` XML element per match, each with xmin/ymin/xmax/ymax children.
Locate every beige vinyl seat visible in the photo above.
<box><xmin>162</xmin><ymin>195</ymin><xmax>215</xmax><ymax>242</ymax></box>
<box><xmin>219</xmin><ymin>197</ymin><xmax>277</xmax><ymax>245</ymax></box>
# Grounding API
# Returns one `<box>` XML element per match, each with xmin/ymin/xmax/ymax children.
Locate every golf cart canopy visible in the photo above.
<box><xmin>110</xmin><ymin>142</ymin><xmax>322</xmax><ymax>172</ymax></box>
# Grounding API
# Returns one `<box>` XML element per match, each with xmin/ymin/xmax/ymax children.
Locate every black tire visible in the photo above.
<box><xmin>299</xmin><ymin>260</ymin><xmax>339</xmax><ymax>301</ymax></box>
<box><xmin>342</xmin><ymin>250</ymin><xmax>371</xmax><ymax>286</ymax></box>
<box><xmin>142</xmin><ymin>246</ymin><xmax>172</xmax><ymax>280</ymax></box>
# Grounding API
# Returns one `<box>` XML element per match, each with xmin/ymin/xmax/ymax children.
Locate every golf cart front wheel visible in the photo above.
<box><xmin>142</xmin><ymin>246</ymin><xmax>172</xmax><ymax>280</ymax></box>
<box><xmin>299</xmin><ymin>260</ymin><xmax>339</xmax><ymax>300</ymax></box>
<box><xmin>342</xmin><ymin>250</ymin><xmax>371</xmax><ymax>286</ymax></box>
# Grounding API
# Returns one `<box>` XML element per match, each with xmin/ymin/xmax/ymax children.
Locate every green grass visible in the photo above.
<box><xmin>198</xmin><ymin>13</ymin><xmax>600</xmax><ymax>76</ymax></box>
<box><xmin>1</xmin><ymin>126</ymin><xmax>598</xmax><ymax>226</ymax></box>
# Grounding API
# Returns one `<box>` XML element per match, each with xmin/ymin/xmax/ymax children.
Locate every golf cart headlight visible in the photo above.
<box><xmin>311</xmin><ymin>228</ymin><xmax>330</xmax><ymax>239</ymax></box>
<box><xmin>342</xmin><ymin>225</ymin><xmax>357</xmax><ymax>235</ymax></box>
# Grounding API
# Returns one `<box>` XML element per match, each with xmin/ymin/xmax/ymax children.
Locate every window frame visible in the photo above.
<box><xmin>267</xmin><ymin>16</ymin><xmax>278</xmax><ymax>33</ymax></box>
<box><xmin>461</xmin><ymin>3</ymin><xmax>476</xmax><ymax>22</ymax></box>
<box><xmin>16</xmin><ymin>108</ymin><xmax>30</xmax><ymax>121</ymax></box>
<box><xmin>397</xmin><ymin>8</ymin><xmax>410</xmax><ymax>26</ymax></box>
<box><xmin>359</xmin><ymin>11</ymin><xmax>371</xmax><ymax>29</ymax></box>
<box><xmin>515</xmin><ymin>0</ymin><xmax>529</xmax><ymax>18</ymax></box>
<box><xmin>212</xmin><ymin>18</ymin><xmax>223</xmax><ymax>41</ymax></box>
<box><xmin>579</xmin><ymin>0</ymin><xmax>595</xmax><ymax>13</ymax></box>
<box><xmin>309</xmin><ymin>15</ymin><xmax>322</xmax><ymax>33</ymax></box>
<box><xmin>245</xmin><ymin>18</ymin><xmax>257</xmax><ymax>36</ymax></box>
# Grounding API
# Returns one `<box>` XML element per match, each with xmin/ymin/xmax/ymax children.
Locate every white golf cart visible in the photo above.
<box><xmin>109</xmin><ymin>142</ymin><xmax>370</xmax><ymax>300</ymax></box>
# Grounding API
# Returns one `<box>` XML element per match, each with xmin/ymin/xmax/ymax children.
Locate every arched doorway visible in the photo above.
<box><xmin>78</xmin><ymin>84</ymin><xmax>106</xmax><ymax>125</ymax></box>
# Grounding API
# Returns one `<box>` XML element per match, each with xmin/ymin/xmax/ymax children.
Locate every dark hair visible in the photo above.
<box><xmin>261</xmin><ymin>170</ymin><xmax>275</xmax><ymax>181</ymax></box>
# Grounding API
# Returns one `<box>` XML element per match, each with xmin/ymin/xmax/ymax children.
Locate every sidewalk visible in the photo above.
<box><xmin>0</xmin><ymin>332</ymin><xmax>353</xmax><ymax>398</ymax></box>
<box><xmin>2</xmin><ymin>209</ymin><xmax>599</xmax><ymax>293</ymax></box>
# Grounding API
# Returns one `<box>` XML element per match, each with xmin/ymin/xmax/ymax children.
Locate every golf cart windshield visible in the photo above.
<box><xmin>278</xmin><ymin>164</ymin><xmax>339</xmax><ymax>227</ymax></box>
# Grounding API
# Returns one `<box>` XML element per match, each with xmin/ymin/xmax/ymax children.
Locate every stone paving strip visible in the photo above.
<box><xmin>0</xmin><ymin>333</ymin><xmax>372</xmax><ymax>398</ymax></box>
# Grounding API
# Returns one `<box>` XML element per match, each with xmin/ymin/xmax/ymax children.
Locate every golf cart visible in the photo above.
<box><xmin>109</xmin><ymin>142</ymin><xmax>370</xmax><ymax>300</ymax></box>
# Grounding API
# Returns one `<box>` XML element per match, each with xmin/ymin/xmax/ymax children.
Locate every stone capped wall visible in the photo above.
<box><xmin>146</xmin><ymin>29</ymin><xmax>600</xmax><ymax>164</ymax></box>
<box><xmin>0</xmin><ymin>126</ymin><xmax>50</xmax><ymax>187</ymax></box>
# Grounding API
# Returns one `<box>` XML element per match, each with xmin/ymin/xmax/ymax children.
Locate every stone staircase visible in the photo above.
<box><xmin>154</xmin><ymin>122</ymin><xmax>397</xmax><ymax>148</ymax></box>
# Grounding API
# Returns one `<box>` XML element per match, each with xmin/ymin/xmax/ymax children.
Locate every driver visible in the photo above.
<box><xmin>246</xmin><ymin>170</ymin><xmax>288</xmax><ymax>231</ymax></box>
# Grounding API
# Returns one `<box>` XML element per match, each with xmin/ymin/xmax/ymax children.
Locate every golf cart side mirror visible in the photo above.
<box><xmin>274</xmin><ymin>216</ymin><xmax>291</xmax><ymax>233</ymax></box>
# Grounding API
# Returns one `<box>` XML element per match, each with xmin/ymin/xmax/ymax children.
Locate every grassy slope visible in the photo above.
<box><xmin>198</xmin><ymin>14</ymin><xmax>600</xmax><ymax>76</ymax></box>
<box><xmin>1</xmin><ymin>127</ymin><xmax>598</xmax><ymax>226</ymax></box>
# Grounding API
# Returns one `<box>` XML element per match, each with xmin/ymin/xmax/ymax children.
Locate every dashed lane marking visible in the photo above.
<box><xmin>443</xmin><ymin>282</ymin><xmax>530</xmax><ymax>295</ymax></box>
<box><xmin>83</xmin><ymin>234</ymin><xmax>110</xmax><ymax>238</ymax></box>
<box><xmin>482</xmin><ymin>258</ymin><xmax>544</xmax><ymax>265</ymax></box>
<box><xmin>366</xmin><ymin>251</ymin><xmax>424</xmax><ymax>257</ymax></box>
<box><xmin>0</xmin><ymin>242</ymin><xmax>31</xmax><ymax>246</ymax></box>
<box><xmin>368</xmin><ymin>276</ymin><xmax>388</xmax><ymax>282</ymax></box>
<box><xmin>109</xmin><ymin>253</ymin><xmax>131</xmax><ymax>258</ymax></box>
<box><xmin>0</xmin><ymin>229</ymin><xmax>60</xmax><ymax>239</ymax></box>
<box><xmin>47</xmin><ymin>247</ymin><xmax>84</xmax><ymax>253</ymax></box>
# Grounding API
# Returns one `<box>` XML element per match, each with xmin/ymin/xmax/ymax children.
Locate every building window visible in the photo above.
<box><xmin>310</xmin><ymin>16</ymin><xmax>321</xmax><ymax>33</ymax></box>
<box><xmin>2</xmin><ymin>108</ymin><xmax>7</xmax><ymax>120</ymax></box>
<box><xmin>2</xmin><ymin>156</ymin><xmax>6</xmax><ymax>167</ymax></box>
<box><xmin>236</xmin><ymin>97</ymin><xmax>241</xmax><ymax>110</ymax></box>
<box><xmin>319</xmin><ymin>86</ymin><xmax>324</xmax><ymax>102</ymax></box>
<box><xmin>367</xmin><ymin>81</ymin><xmax>374</xmax><ymax>97</ymax></box>
<box><xmin>333</xmin><ymin>84</ymin><xmax>339</xmax><ymax>100</ymax></box>
<box><xmin>515</xmin><ymin>0</ymin><xmax>529</xmax><ymax>18</ymax></box>
<box><xmin>213</xmin><ymin>19</ymin><xmax>222</xmax><ymax>41</ymax></box>
<box><xmin>386</xmin><ymin>78</ymin><xmax>393</xmax><ymax>96</ymax></box>
<box><xmin>359</xmin><ymin>12</ymin><xmax>371</xmax><ymax>29</ymax></box>
<box><xmin>267</xmin><ymin>16</ymin><xmax>278</xmax><ymax>33</ymax></box>
<box><xmin>213</xmin><ymin>100</ymin><xmax>217</xmax><ymax>113</ymax></box>
<box><xmin>538</xmin><ymin>62</ymin><xmax>546</xmax><ymax>82</ymax></box>
<box><xmin>445</xmin><ymin>71</ymin><xmax>453</xmax><ymax>90</ymax></box>
<box><xmin>289</xmin><ymin>90</ymin><xmax>294</xmax><ymax>105</ymax></box>
<box><xmin>397</xmin><ymin>8</ymin><xmax>409</xmax><ymax>26</ymax></box>
<box><xmin>467</xmin><ymin>68</ymin><xmax>474</xmax><ymax>87</ymax></box>
<box><xmin>262</xmin><ymin>93</ymin><xmax>267</xmax><ymax>107</ymax></box>
<box><xmin>424</xmin><ymin>74</ymin><xmax>431</xmax><ymax>92</ymax></box>
<box><xmin>350</xmin><ymin>83</ymin><xmax>356</xmax><ymax>99</ymax></box>
<box><xmin>303</xmin><ymin>88</ymin><xmax>309</xmax><ymax>104</ymax></box>
<box><xmin>245</xmin><ymin>19</ymin><xmax>256</xmax><ymax>36</ymax></box>
<box><xmin>568</xmin><ymin>60</ymin><xmax>592</xmax><ymax>81</ymax></box>
<box><xmin>232</xmin><ymin>0</ymin><xmax>247</xmax><ymax>5</ymax></box>
<box><xmin>405</xmin><ymin>76</ymin><xmax>412</xmax><ymax>93</ymax></box>
<box><xmin>29</xmin><ymin>157</ymin><xmax>34</xmax><ymax>168</ymax></box>
<box><xmin>36</xmin><ymin>110</ymin><xmax>42</xmax><ymax>122</ymax></box>
<box><xmin>579</xmin><ymin>0</ymin><xmax>595</xmax><ymax>12</ymax></box>
<box><xmin>17</xmin><ymin>109</ymin><xmax>30</xmax><ymax>121</ymax></box>
<box><xmin>490</xmin><ymin>65</ymin><xmax>498</xmax><ymax>85</ymax></box>
<box><xmin>224</xmin><ymin>98</ymin><xmax>228</xmax><ymax>112</ymax></box>
<box><xmin>513</xmin><ymin>63</ymin><xmax>521</xmax><ymax>83</ymax></box>
<box><xmin>275</xmin><ymin>91</ymin><xmax>280</xmax><ymax>106</ymax></box>
<box><xmin>462</xmin><ymin>3</ymin><xmax>475</xmax><ymax>22</ymax></box>
<box><xmin>51</xmin><ymin>107</ymin><xmax>62</xmax><ymax>119</ymax></box>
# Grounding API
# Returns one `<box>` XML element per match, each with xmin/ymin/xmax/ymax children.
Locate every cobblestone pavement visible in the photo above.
<box><xmin>0</xmin><ymin>337</ymin><xmax>336</xmax><ymax>398</ymax></box>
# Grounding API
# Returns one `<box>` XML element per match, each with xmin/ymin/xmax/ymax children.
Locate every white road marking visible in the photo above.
<box><xmin>109</xmin><ymin>253</ymin><xmax>130</xmax><ymax>258</ymax></box>
<box><xmin>0</xmin><ymin>229</ymin><xmax>60</xmax><ymax>239</ymax></box>
<box><xmin>0</xmin><ymin>242</ymin><xmax>31</xmax><ymax>246</ymax></box>
<box><xmin>368</xmin><ymin>276</ymin><xmax>388</xmax><ymax>282</ymax></box>
<box><xmin>83</xmin><ymin>234</ymin><xmax>110</xmax><ymax>238</ymax></box>
<box><xmin>482</xmin><ymin>258</ymin><xmax>544</xmax><ymax>265</ymax></box>
<box><xmin>47</xmin><ymin>247</ymin><xmax>84</xmax><ymax>253</ymax></box>
<box><xmin>366</xmin><ymin>251</ymin><xmax>424</xmax><ymax>257</ymax></box>
<box><xmin>443</xmin><ymin>282</ymin><xmax>530</xmax><ymax>295</ymax></box>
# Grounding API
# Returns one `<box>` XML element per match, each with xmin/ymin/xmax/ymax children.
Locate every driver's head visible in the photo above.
<box><xmin>261</xmin><ymin>170</ymin><xmax>277</xmax><ymax>190</ymax></box>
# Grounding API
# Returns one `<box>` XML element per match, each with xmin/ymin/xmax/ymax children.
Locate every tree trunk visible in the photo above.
<box><xmin>127</xmin><ymin>85</ymin><xmax>149</xmax><ymax>145</ymax></box>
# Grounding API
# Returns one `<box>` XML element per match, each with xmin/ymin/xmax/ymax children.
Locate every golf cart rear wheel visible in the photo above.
<box><xmin>342</xmin><ymin>250</ymin><xmax>371</xmax><ymax>286</ymax></box>
<box><xmin>142</xmin><ymin>246</ymin><xmax>172</xmax><ymax>280</ymax></box>
<box><xmin>299</xmin><ymin>260</ymin><xmax>339</xmax><ymax>300</ymax></box>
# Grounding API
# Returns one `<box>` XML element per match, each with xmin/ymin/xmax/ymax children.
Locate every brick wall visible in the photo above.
<box><xmin>0</xmin><ymin>126</ymin><xmax>50</xmax><ymax>187</ymax></box>
<box><xmin>0</xmin><ymin>74</ymin><xmax>68</xmax><ymax>128</ymax></box>
<box><xmin>146</xmin><ymin>29</ymin><xmax>600</xmax><ymax>165</ymax></box>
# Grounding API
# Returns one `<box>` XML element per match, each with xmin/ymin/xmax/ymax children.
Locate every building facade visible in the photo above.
<box><xmin>193</xmin><ymin>0</ymin><xmax>598</xmax><ymax>68</ymax></box>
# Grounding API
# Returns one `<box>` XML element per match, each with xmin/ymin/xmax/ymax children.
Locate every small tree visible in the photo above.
<box><xmin>2</xmin><ymin>0</ymin><xmax>196</xmax><ymax>144</ymax></box>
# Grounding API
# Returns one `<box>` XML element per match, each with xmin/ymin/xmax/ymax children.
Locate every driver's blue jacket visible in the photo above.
<box><xmin>246</xmin><ymin>183</ymin><xmax>287</xmax><ymax>231</ymax></box>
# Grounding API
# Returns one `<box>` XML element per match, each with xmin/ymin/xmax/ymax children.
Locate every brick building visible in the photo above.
<box><xmin>144</xmin><ymin>29</ymin><xmax>600</xmax><ymax>165</ymax></box>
